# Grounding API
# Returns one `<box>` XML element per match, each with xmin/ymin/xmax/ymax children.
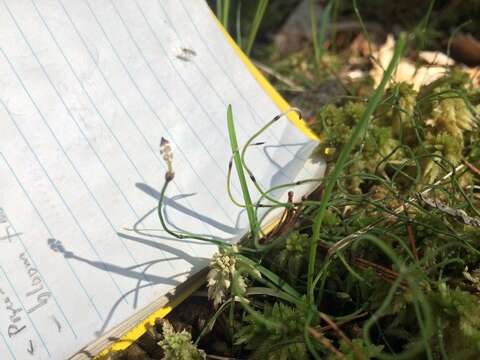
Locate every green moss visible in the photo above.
<box><xmin>272</xmin><ymin>231</ymin><xmax>310</xmax><ymax>284</ymax></box>
<box><xmin>158</xmin><ymin>321</ymin><xmax>206</xmax><ymax>360</ymax></box>
<box><xmin>432</xmin><ymin>284</ymin><xmax>480</xmax><ymax>359</ymax></box>
<box><xmin>313</xmin><ymin>69</ymin><xmax>479</xmax><ymax>194</ymax></box>
<box><xmin>326</xmin><ymin>338</ymin><xmax>384</xmax><ymax>360</ymax></box>
<box><xmin>235</xmin><ymin>302</ymin><xmax>311</xmax><ymax>360</ymax></box>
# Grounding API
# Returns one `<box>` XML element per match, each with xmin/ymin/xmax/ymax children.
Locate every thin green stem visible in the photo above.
<box><xmin>352</xmin><ymin>0</ymin><xmax>372</xmax><ymax>56</ymax></box>
<box><xmin>310</xmin><ymin>0</ymin><xmax>333</xmax><ymax>76</ymax></box>
<box><xmin>221</xmin><ymin>0</ymin><xmax>230</xmax><ymax>30</ymax></box>
<box><xmin>306</xmin><ymin>33</ymin><xmax>407</xmax><ymax>305</ymax></box>
<box><xmin>227</xmin><ymin>105</ymin><xmax>259</xmax><ymax>241</ymax></box>
<box><xmin>244</xmin><ymin>0</ymin><xmax>268</xmax><ymax>56</ymax></box>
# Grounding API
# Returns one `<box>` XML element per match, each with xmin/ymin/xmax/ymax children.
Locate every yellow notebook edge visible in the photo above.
<box><xmin>92</xmin><ymin>9</ymin><xmax>319</xmax><ymax>359</ymax></box>
<box><xmin>211</xmin><ymin>12</ymin><xmax>319</xmax><ymax>141</ymax></box>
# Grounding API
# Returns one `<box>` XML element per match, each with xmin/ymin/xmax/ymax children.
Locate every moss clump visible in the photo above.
<box><xmin>272</xmin><ymin>231</ymin><xmax>310</xmax><ymax>284</ymax></box>
<box><xmin>431</xmin><ymin>284</ymin><xmax>480</xmax><ymax>359</ymax></box>
<box><xmin>313</xmin><ymin>70</ymin><xmax>479</xmax><ymax>194</ymax></box>
<box><xmin>235</xmin><ymin>302</ymin><xmax>311</xmax><ymax>360</ymax></box>
<box><xmin>158</xmin><ymin>320</ymin><xmax>206</xmax><ymax>360</ymax></box>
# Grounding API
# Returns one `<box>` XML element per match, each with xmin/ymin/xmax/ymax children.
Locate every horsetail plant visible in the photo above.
<box><xmin>155</xmin><ymin>30</ymin><xmax>480</xmax><ymax>358</ymax></box>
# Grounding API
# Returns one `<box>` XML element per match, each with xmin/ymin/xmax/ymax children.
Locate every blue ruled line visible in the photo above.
<box><xmin>27</xmin><ymin>0</ymin><xmax>206</xmax><ymax>263</ymax></box>
<box><xmin>0</xmin><ymin>48</ymin><xmax>126</xmax><ymax>303</ymax></box>
<box><xmin>55</xmin><ymin>0</ymin><xmax>228</xmax><ymax>244</ymax></box>
<box><xmin>0</xmin><ymin>330</ymin><xmax>16</xmax><ymax>360</ymax></box>
<box><xmin>1</xmin><ymin>1</ymin><xmax>141</xmax><ymax>296</ymax></box>
<box><xmin>176</xmin><ymin>0</ymin><xmax>314</xmax><ymax>178</ymax></box>
<box><xmin>0</xmin><ymin>150</ymin><xmax>103</xmax><ymax>322</ymax></box>
<box><xmin>149</xmin><ymin>0</ymin><xmax>295</xmax><ymax>186</ymax></box>
<box><xmin>0</xmin><ymin>50</ymin><xmax>129</xmax><ymax>298</ymax></box>
<box><xmin>111</xmin><ymin>0</ymin><xmax>245</xmax><ymax>195</ymax></box>
<box><xmin>2</xmin><ymin>1</ymin><xmax>151</xmax><ymax>286</ymax></box>
<box><xmin>77</xmin><ymin>0</ymin><xmax>236</xmax><ymax>223</ymax></box>
<box><xmin>145</xmin><ymin>0</ymin><xmax>296</xmax><ymax>184</ymax></box>
<box><xmin>0</xmin><ymin>216</ymin><xmax>77</xmax><ymax>338</ymax></box>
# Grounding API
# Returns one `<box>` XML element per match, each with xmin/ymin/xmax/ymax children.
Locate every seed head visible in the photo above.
<box><xmin>206</xmin><ymin>246</ymin><xmax>252</xmax><ymax>307</ymax></box>
<box><xmin>160</xmin><ymin>137</ymin><xmax>175</xmax><ymax>180</ymax></box>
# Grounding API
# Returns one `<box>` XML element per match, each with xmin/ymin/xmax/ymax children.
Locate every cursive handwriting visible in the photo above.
<box><xmin>0</xmin><ymin>207</ymin><xmax>21</xmax><ymax>243</ymax></box>
<box><xmin>19</xmin><ymin>253</ymin><xmax>51</xmax><ymax>314</ymax></box>
<box><xmin>0</xmin><ymin>287</ymin><xmax>27</xmax><ymax>338</ymax></box>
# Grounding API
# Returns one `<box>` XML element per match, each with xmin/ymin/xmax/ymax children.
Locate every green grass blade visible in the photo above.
<box><xmin>216</xmin><ymin>0</ymin><xmax>222</xmax><ymax>20</ymax></box>
<box><xmin>353</xmin><ymin>0</ymin><xmax>372</xmax><ymax>56</ymax></box>
<box><xmin>310</xmin><ymin>0</ymin><xmax>319</xmax><ymax>72</ymax></box>
<box><xmin>235</xmin><ymin>0</ymin><xmax>243</xmax><ymax>48</ymax></box>
<box><xmin>221</xmin><ymin>0</ymin><xmax>231</xmax><ymax>30</ymax></box>
<box><xmin>239</xmin><ymin>255</ymin><xmax>301</xmax><ymax>299</ymax></box>
<box><xmin>244</xmin><ymin>0</ymin><xmax>268</xmax><ymax>56</ymax></box>
<box><xmin>227</xmin><ymin>105</ymin><xmax>259</xmax><ymax>240</ymax></box>
<box><xmin>310</xmin><ymin>0</ymin><xmax>333</xmax><ymax>74</ymax></box>
<box><xmin>306</xmin><ymin>33</ymin><xmax>407</xmax><ymax>305</ymax></box>
<box><xmin>414</xmin><ymin>0</ymin><xmax>436</xmax><ymax>48</ymax></box>
<box><xmin>317</xmin><ymin>1</ymin><xmax>333</xmax><ymax>59</ymax></box>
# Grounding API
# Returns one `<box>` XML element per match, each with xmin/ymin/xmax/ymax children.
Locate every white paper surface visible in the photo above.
<box><xmin>0</xmin><ymin>0</ymin><xmax>322</xmax><ymax>358</ymax></box>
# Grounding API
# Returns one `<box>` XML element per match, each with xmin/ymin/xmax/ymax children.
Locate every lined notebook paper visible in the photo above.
<box><xmin>0</xmin><ymin>1</ymin><xmax>323</xmax><ymax>359</ymax></box>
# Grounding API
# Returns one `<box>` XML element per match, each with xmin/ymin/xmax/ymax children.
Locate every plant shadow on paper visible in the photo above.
<box><xmin>46</xmin><ymin>182</ymin><xmax>239</xmax><ymax>339</ymax></box>
<box><xmin>232</xmin><ymin>141</ymin><xmax>323</xmax><ymax>228</ymax></box>
<box><xmin>45</xmin><ymin>140</ymin><xmax>320</xmax><ymax>345</ymax></box>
